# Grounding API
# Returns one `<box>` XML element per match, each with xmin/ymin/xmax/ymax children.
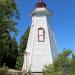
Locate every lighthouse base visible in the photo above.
<box><xmin>27</xmin><ymin>72</ymin><xmax>43</xmax><ymax>75</ymax></box>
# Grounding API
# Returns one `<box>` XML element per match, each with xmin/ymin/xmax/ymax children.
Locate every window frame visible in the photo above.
<box><xmin>38</xmin><ymin>27</ymin><xmax>45</xmax><ymax>42</ymax></box>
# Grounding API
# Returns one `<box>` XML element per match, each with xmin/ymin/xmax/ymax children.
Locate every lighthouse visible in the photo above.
<box><xmin>22</xmin><ymin>0</ymin><xmax>57</xmax><ymax>74</ymax></box>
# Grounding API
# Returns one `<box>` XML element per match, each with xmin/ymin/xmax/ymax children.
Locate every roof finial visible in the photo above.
<box><xmin>39</xmin><ymin>0</ymin><xmax>43</xmax><ymax>3</ymax></box>
<box><xmin>35</xmin><ymin>0</ymin><xmax>46</xmax><ymax>8</ymax></box>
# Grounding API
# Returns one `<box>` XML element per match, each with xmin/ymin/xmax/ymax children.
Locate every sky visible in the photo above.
<box><xmin>16</xmin><ymin>0</ymin><xmax>75</xmax><ymax>53</ymax></box>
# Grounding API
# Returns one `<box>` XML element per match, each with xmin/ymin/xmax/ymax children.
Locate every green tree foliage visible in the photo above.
<box><xmin>0</xmin><ymin>0</ymin><xmax>19</xmax><ymax>33</ymax></box>
<box><xmin>19</xmin><ymin>26</ymin><xmax>30</xmax><ymax>54</ymax></box>
<box><xmin>0</xmin><ymin>0</ymin><xmax>19</xmax><ymax>68</ymax></box>
<box><xmin>16</xmin><ymin>27</ymin><xmax>30</xmax><ymax>70</ymax></box>
<box><xmin>6</xmin><ymin>36</ymin><xmax>18</xmax><ymax>68</ymax></box>
<box><xmin>15</xmin><ymin>54</ymin><xmax>24</xmax><ymax>70</ymax></box>
<box><xmin>43</xmin><ymin>49</ymin><xmax>75</xmax><ymax>75</ymax></box>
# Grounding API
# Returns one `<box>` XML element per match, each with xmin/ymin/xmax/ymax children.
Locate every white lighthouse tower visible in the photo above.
<box><xmin>22</xmin><ymin>0</ymin><xmax>57</xmax><ymax>74</ymax></box>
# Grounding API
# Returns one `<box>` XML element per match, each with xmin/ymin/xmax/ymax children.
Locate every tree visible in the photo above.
<box><xmin>16</xmin><ymin>27</ymin><xmax>30</xmax><ymax>70</ymax></box>
<box><xmin>0</xmin><ymin>0</ymin><xmax>19</xmax><ymax>32</ymax></box>
<box><xmin>6</xmin><ymin>36</ymin><xmax>18</xmax><ymax>68</ymax></box>
<box><xmin>43</xmin><ymin>49</ymin><xmax>75</xmax><ymax>75</ymax></box>
<box><xmin>0</xmin><ymin>0</ymin><xmax>19</xmax><ymax>68</ymax></box>
<box><xmin>19</xmin><ymin>26</ymin><xmax>30</xmax><ymax>54</ymax></box>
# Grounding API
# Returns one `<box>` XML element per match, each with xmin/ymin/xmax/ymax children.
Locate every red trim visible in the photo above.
<box><xmin>35</xmin><ymin>1</ymin><xmax>46</xmax><ymax>8</ymax></box>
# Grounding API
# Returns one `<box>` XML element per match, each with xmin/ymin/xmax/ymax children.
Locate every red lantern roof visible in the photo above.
<box><xmin>35</xmin><ymin>0</ymin><xmax>46</xmax><ymax>8</ymax></box>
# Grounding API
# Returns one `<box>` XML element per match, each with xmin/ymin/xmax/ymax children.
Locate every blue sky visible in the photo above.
<box><xmin>16</xmin><ymin>0</ymin><xmax>75</xmax><ymax>53</ymax></box>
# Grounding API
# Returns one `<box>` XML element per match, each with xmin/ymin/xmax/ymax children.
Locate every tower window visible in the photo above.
<box><xmin>38</xmin><ymin>28</ymin><xmax>45</xmax><ymax>42</ymax></box>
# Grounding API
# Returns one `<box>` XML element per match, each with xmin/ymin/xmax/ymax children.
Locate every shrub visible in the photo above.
<box><xmin>0</xmin><ymin>67</ymin><xmax>8</xmax><ymax>75</ymax></box>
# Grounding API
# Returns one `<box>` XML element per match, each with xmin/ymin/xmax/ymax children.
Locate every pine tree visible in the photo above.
<box><xmin>20</xmin><ymin>26</ymin><xmax>30</xmax><ymax>54</ymax></box>
<box><xmin>16</xmin><ymin>27</ymin><xmax>30</xmax><ymax>70</ymax></box>
<box><xmin>0</xmin><ymin>0</ymin><xmax>19</xmax><ymax>68</ymax></box>
<box><xmin>6</xmin><ymin>36</ymin><xmax>18</xmax><ymax>68</ymax></box>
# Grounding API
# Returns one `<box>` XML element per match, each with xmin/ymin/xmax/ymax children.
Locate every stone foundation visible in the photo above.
<box><xmin>8</xmin><ymin>69</ymin><xmax>22</xmax><ymax>75</ymax></box>
<box><xmin>27</xmin><ymin>72</ymin><xmax>43</xmax><ymax>75</ymax></box>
